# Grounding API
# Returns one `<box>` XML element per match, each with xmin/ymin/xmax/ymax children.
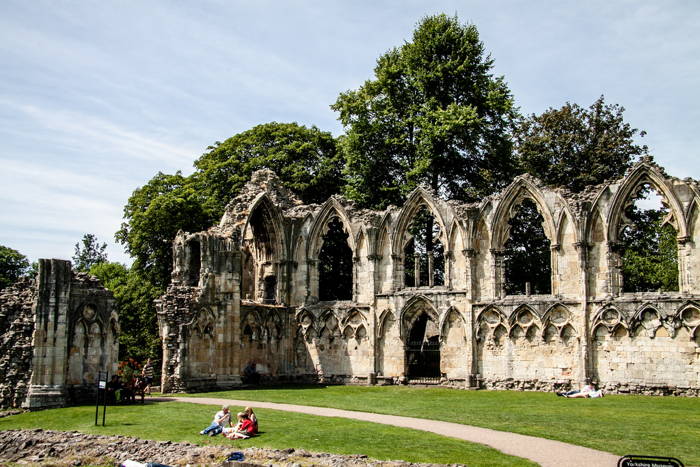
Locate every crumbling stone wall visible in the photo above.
<box><xmin>158</xmin><ymin>159</ymin><xmax>700</xmax><ymax>395</ymax></box>
<box><xmin>0</xmin><ymin>277</ymin><xmax>36</xmax><ymax>408</ymax></box>
<box><xmin>0</xmin><ymin>259</ymin><xmax>119</xmax><ymax>409</ymax></box>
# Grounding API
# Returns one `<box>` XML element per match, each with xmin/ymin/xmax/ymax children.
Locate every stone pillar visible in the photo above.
<box><xmin>24</xmin><ymin>259</ymin><xmax>72</xmax><ymax>409</ymax></box>
<box><xmin>574</xmin><ymin>241</ymin><xmax>591</xmax><ymax>385</ymax></box>
<box><xmin>490</xmin><ymin>249</ymin><xmax>505</xmax><ymax>299</ymax></box>
<box><xmin>463</xmin><ymin>248</ymin><xmax>479</xmax><ymax>388</ymax></box>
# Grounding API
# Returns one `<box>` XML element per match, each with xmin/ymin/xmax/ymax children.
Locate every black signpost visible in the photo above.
<box><xmin>95</xmin><ymin>371</ymin><xmax>108</xmax><ymax>426</ymax></box>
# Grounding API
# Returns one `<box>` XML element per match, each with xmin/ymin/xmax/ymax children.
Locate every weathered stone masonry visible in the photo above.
<box><xmin>0</xmin><ymin>259</ymin><xmax>119</xmax><ymax>409</ymax></box>
<box><xmin>158</xmin><ymin>159</ymin><xmax>700</xmax><ymax>395</ymax></box>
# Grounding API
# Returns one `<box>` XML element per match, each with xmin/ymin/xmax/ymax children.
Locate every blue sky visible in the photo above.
<box><xmin>1</xmin><ymin>1</ymin><xmax>699</xmax><ymax>265</ymax></box>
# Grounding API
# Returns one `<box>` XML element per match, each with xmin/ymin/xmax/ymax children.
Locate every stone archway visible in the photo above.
<box><xmin>404</xmin><ymin>311</ymin><xmax>441</xmax><ymax>381</ymax></box>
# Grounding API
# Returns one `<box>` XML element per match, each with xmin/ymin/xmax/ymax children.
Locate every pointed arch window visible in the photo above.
<box><xmin>503</xmin><ymin>198</ymin><xmax>551</xmax><ymax>295</ymax></box>
<box><xmin>403</xmin><ymin>206</ymin><xmax>444</xmax><ymax>287</ymax></box>
<box><xmin>318</xmin><ymin>216</ymin><xmax>353</xmax><ymax>301</ymax></box>
<box><xmin>618</xmin><ymin>183</ymin><xmax>678</xmax><ymax>292</ymax></box>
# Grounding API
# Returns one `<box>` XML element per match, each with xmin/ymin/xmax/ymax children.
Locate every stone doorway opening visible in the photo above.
<box><xmin>405</xmin><ymin>312</ymin><xmax>441</xmax><ymax>382</ymax></box>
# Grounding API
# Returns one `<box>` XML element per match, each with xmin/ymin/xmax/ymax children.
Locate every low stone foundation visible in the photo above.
<box><xmin>0</xmin><ymin>429</ymin><xmax>447</xmax><ymax>466</ymax></box>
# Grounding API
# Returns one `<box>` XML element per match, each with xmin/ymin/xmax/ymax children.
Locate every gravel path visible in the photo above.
<box><xmin>166</xmin><ymin>396</ymin><xmax>620</xmax><ymax>467</ymax></box>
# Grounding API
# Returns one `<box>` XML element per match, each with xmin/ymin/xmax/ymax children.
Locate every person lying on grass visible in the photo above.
<box><xmin>223</xmin><ymin>412</ymin><xmax>257</xmax><ymax>439</ymax></box>
<box><xmin>557</xmin><ymin>383</ymin><xmax>604</xmax><ymax>398</ymax></box>
<box><xmin>199</xmin><ymin>405</ymin><xmax>231</xmax><ymax>436</ymax></box>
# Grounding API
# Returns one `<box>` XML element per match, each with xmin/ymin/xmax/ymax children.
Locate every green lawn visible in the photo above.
<box><xmin>0</xmin><ymin>401</ymin><xmax>533</xmax><ymax>466</ymax></box>
<box><xmin>183</xmin><ymin>385</ymin><xmax>700</xmax><ymax>465</ymax></box>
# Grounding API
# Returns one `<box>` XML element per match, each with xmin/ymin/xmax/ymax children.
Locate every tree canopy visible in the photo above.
<box><xmin>0</xmin><ymin>245</ymin><xmax>31</xmax><ymax>290</ymax></box>
<box><xmin>72</xmin><ymin>233</ymin><xmax>108</xmax><ymax>272</ymax></box>
<box><xmin>117</xmin><ymin>122</ymin><xmax>342</xmax><ymax>289</ymax></box>
<box><xmin>90</xmin><ymin>262</ymin><xmax>161</xmax><ymax>362</ymax></box>
<box><xmin>333</xmin><ymin>14</ymin><xmax>518</xmax><ymax>208</ymax></box>
<box><xmin>515</xmin><ymin>96</ymin><xmax>648</xmax><ymax>192</ymax></box>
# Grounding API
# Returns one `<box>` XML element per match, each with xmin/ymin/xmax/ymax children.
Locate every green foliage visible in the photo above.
<box><xmin>116</xmin><ymin>172</ymin><xmax>215</xmax><ymax>289</ymax></box>
<box><xmin>503</xmin><ymin>199</ymin><xmax>551</xmax><ymax>295</ymax></box>
<box><xmin>90</xmin><ymin>262</ymin><xmax>162</xmax><ymax>362</ymax></box>
<box><xmin>0</xmin><ymin>402</ymin><xmax>534</xmax><ymax>466</ymax></box>
<box><xmin>318</xmin><ymin>217</ymin><xmax>353</xmax><ymax>301</ymax></box>
<box><xmin>619</xmin><ymin>197</ymin><xmax>679</xmax><ymax>292</ymax></box>
<box><xmin>194</xmin><ymin>122</ymin><xmax>343</xmax><ymax>213</ymax></box>
<box><xmin>72</xmin><ymin>233</ymin><xmax>108</xmax><ymax>272</ymax></box>
<box><xmin>515</xmin><ymin>96</ymin><xmax>648</xmax><ymax>192</ymax></box>
<box><xmin>0</xmin><ymin>245</ymin><xmax>31</xmax><ymax>289</ymax></box>
<box><xmin>117</xmin><ymin>123</ymin><xmax>342</xmax><ymax>290</ymax></box>
<box><xmin>191</xmin><ymin>385</ymin><xmax>700</xmax><ymax>465</ymax></box>
<box><xmin>333</xmin><ymin>14</ymin><xmax>518</xmax><ymax>208</ymax></box>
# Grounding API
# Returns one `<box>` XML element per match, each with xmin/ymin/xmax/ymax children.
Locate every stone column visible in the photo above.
<box><xmin>24</xmin><ymin>259</ymin><xmax>72</xmax><ymax>409</ymax></box>
<box><xmin>463</xmin><ymin>248</ymin><xmax>479</xmax><ymax>387</ymax></box>
<box><xmin>490</xmin><ymin>249</ymin><xmax>505</xmax><ymax>299</ymax></box>
<box><xmin>367</xmin><ymin>254</ymin><xmax>382</xmax><ymax>383</ymax></box>
<box><xmin>574</xmin><ymin>241</ymin><xmax>591</xmax><ymax>385</ymax></box>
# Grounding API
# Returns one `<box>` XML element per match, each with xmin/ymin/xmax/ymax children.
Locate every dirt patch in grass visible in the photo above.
<box><xmin>0</xmin><ymin>429</ymin><xmax>457</xmax><ymax>466</ymax></box>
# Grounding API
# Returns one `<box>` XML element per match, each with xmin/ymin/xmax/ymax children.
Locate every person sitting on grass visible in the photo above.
<box><xmin>244</xmin><ymin>406</ymin><xmax>258</xmax><ymax>432</ymax></box>
<box><xmin>200</xmin><ymin>405</ymin><xmax>231</xmax><ymax>436</ymax></box>
<box><xmin>224</xmin><ymin>412</ymin><xmax>257</xmax><ymax>439</ymax></box>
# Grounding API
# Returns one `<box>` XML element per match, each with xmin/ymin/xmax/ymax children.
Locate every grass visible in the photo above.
<box><xmin>182</xmin><ymin>385</ymin><xmax>700</xmax><ymax>465</ymax></box>
<box><xmin>0</xmin><ymin>401</ymin><xmax>534</xmax><ymax>466</ymax></box>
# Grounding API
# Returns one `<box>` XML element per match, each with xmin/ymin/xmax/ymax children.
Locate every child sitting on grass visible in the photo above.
<box><xmin>224</xmin><ymin>412</ymin><xmax>257</xmax><ymax>439</ymax></box>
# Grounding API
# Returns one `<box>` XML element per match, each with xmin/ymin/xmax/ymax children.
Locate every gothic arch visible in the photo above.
<box><xmin>376</xmin><ymin>309</ymin><xmax>395</xmax><ymax>337</ymax></box>
<box><xmin>392</xmin><ymin>188</ymin><xmax>448</xmax><ymax>255</ymax></box>
<box><xmin>439</xmin><ymin>307</ymin><xmax>467</xmax><ymax>343</ymax></box>
<box><xmin>242</xmin><ymin>193</ymin><xmax>287</xmax><ymax>257</ymax></box>
<box><xmin>555</xmin><ymin>209</ymin><xmax>580</xmax><ymax>246</ymax></box>
<box><xmin>606</xmin><ymin>164</ymin><xmax>688</xmax><ymax>243</ymax></box>
<box><xmin>591</xmin><ymin>306</ymin><xmax>630</xmax><ymax>332</ymax></box>
<box><xmin>308</xmin><ymin>198</ymin><xmax>356</xmax><ymax>258</ymax></box>
<box><xmin>399</xmin><ymin>295</ymin><xmax>439</xmax><ymax>341</ymax></box>
<box><xmin>490</xmin><ymin>177</ymin><xmax>557</xmax><ymax>249</ymax></box>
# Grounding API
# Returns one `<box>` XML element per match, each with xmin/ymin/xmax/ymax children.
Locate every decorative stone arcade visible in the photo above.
<box><xmin>157</xmin><ymin>159</ymin><xmax>700</xmax><ymax>395</ymax></box>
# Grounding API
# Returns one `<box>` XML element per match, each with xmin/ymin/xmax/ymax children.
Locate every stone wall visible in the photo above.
<box><xmin>158</xmin><ymin>159</ymin><xmax>700</xmax><ymax>395</ymax></box>
<box><xmin>0</xmin><ymin>259</ymin><xmax>120</xmax><ymax>409</ymax></box>
<box><xmin>0</xmin><ymin>277</ymin><xmax>36</xmax><ymax>408</ymax></box>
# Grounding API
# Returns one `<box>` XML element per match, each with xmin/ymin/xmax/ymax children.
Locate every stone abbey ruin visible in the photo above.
<box><xmin>0</xmin><ymin>259</ymin><xmax>119</xmax><ymax>409</ymax></box>
<box><xmin>157</xmin><ymin>158</ymin><xmax>700</xmax><ymax>396</ymax></box>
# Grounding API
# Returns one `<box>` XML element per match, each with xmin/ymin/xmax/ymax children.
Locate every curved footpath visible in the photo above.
<box><xmin>166</xmin><ymin>396</ymin><xmax>619</xmax><ymax>467</ymax></box>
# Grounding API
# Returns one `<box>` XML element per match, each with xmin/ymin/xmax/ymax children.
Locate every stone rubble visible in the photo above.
<box><xmin>0</xmin><ymin>429</ymin><xmax>460</xmax><ymax>467</ymax></box>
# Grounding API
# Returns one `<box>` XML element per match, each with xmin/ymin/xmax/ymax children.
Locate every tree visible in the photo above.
<box><xmin>194</xmin><ymin>122</ymin><xmax>343</xmax><ymax>213</ymax></box>
<box><xmin>90</xmin><ymin>262</ymin><xmax>162</xmax><ymax>362</ymax></box>
<box><xmin>117</xmin><ymin>122</ymin><xmax>342</xmax><ymax>289</ymax></box>
<box><xmin>0</xmin><ymin>245</ymin><xmax>31</xmax><ymax>289</ymax></box>
<box><xmin>116</xmin><ymin>172</ymin><xmax>214</xmax><ymax>289</ymax></box>
<box><xmin>72</xmin><ymin>234</ymin><xmax>108</xmax><ymax>272</ymax></box>
<box><xmin>618</xmin><ymin>187</ymin><xmax>679</xmax><ymax>292</ymax></box>
<box><xmin>333</xmin><ymin>14</ymin><xmax>518</xmax><ymax>208</ymax></box>
<box><xmin>515</xmin><ymin>96</ymin><xmax>648</xmax><ymax>192</ymax></box>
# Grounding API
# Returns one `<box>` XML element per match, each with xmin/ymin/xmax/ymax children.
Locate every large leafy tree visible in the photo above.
<box><xmin>618</xmin><ymin>187</ymin><xmax>679</xmax><ymax>293</ymax></box>
<box><xmin>116</xmin><ymin>172</ymin><xmax>214</xmax><ymax>289</ymax></box>
<box><xmin>90</xmin><ymin>262</ymin><xmax>161</xmax><ymax>362</ymax></box>
<box><xmin>72</xmin><ymin>233</ymin><xmax>108</xmax><ymax>272</ymax></box>
<box><xmin>333</xmin><ymin>14</ymin><xmax>518</xmax><ymax>208</ymax></box>
<box><xmin>0</xmin><ymin>245</ymin><xmax>31</xmax><ymax>289</ymax></box>
<box><xmin>515</xmin><ymin>96</ymin><xmax>648</xmax><ymax>192</ymax></box>
<box><xmin>194</xmin><ymin>122</ymin><xmax>343</xmax><ymax>213</ymax></box>
<box><xmin>117</xmin><ymin>122</ymin><xmax>342</xmax><ymax>290</ymax></box>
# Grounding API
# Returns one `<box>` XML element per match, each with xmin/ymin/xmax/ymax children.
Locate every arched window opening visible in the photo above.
<box><xmin>618</xmin><ymin>184</ymin><xmax>678</xmax><ymax>292</ymax></box>
<box><xmin>403</xmin><ymin>207</ymin><xmax>444</xmax><ymax>287</ymax></box>
<box><xmin>503</xmin><ymin>199</ymin><xmax>551</xmax><ymax>295</ymax></box>
<box><xmin>318</xmin><ymin>216</ymin><xmax>353</xmax><ymax>301</ymax></box>
<box><xmin>406</xmin><ymin>312</ymin><xmax>440</xmax><ymax>380</ymax></box>
<box><xmin>242</xmin><ymin>203</ymin><xmax>279</xmax><ymax>303</ymax></box>
<box><xmin>186</xmin><ymin>240</ymin><xmax>201</xmax><ymax>286</ymax></box>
